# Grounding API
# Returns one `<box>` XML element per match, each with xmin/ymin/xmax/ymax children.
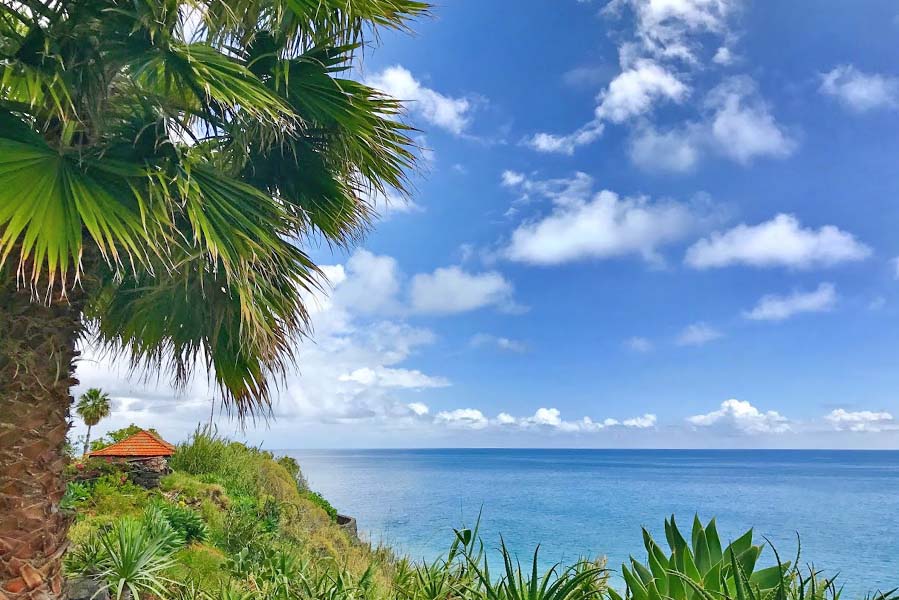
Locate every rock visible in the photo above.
<box><xmin>336</xmin><ymin>514</ymin><xmax>358</xmax><ymax>539</ymax></box>
<box><xmin>67</xmin><ymin>578</ymin><xmax>109</xmax><ymax>600</ymax></box>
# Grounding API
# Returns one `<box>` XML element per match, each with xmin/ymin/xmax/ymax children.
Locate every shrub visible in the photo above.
<box><xmin>169</xmin><ymin>427</ymin><xmax>231</xmax><ymax>476</ymax></box>
<box><xmin>170</xmin><ymin>545</ymin><xmax>227</xmax><ymax>591</ymax></box>
<box><xmin>161</xmin><ymin>503</ymin><xmax>209</xmax><ymax>544</ymax></box>
<box><xmin>61</xmin><ymin>481</ymin><xmax>92</xmax><ymax>511</ymax></box>
<box><xmin>304</xmin><ymin>490</ymin><xmax>338</xmax><ymax>522</ymax></box>
<box><xmin>89</xmin><ymin>474</ymin><xmax>151</xmax><ymax>517</ymax></box>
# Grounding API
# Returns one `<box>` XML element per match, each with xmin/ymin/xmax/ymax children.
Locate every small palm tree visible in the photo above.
<box><xmin>75</xmin><ymin>388</ymin><xmax>112</xmax><ymax>455</ymax></box>
<box><xmin>0</xmin><ymin>0</ymin><xmax>428</xmax><ymax>596</ymax></box>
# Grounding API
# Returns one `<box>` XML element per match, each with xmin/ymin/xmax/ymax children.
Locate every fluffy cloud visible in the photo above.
<box><xmin>435</xmin><ymin>408</ymin><xmax>489</xmax><ymax>429</ymax></box>
<box><xmin>704</xmin><ymin>77</ymin><xmax>796</xmax><ymax>164</ymax></box>
<box><xmin>595</xmin><ymin>59</ymin><xmax>689</xmax><ymax>123</ymax></box>
<box><xmin>407</xmin><ymin>402</ymin><xmax>430</xmax><ymax>416</ymax></box>
<box><xmin>501</xmin><ymin>172</ymin><xmax>707</xmax><ymax>266</ymax></box>
<box><xmin>685</xmin><ymin>214</ymin><xmax>871</xmax><ymax>269</ymax></box>
<box><xmin>524</xmin><ymin>122</ymin><xmax>605</xmax><ymax>155</ymax></box>
<box><xmin>628</xmin><ymin>122</ymin><xmax>702</xmax><ymax>172</ymax></box>
<box><xmin>688</xmin><ymin>399</ymin><xmax>790</xmax><ymax>434</ymax></box>
<box><xmin>825</xmin><ymin>409</ymin><xmax>896</xmax><ymax>433</ymax></box>
<box><xmin>526</xmin><ymin>60</ymin><xmax>687</xmax><ymax>154</ymax></box>
<box><xmin>820</xmin><ymin>65</ymin><xmax>899</xmax><ymax>113</ymax></box>
<box><xmin>339</xmin><ymin>366</ymin><xmax>449</xmax><ymax>389</ymax></box>
<box><xmin>327</xmin><ymin>250</ymin><xmax>520</xmax><ymax>317</ymax></box>
<box><xmin>743</xmin><ymin>283</ymin><xmax>836</xmax><ymax>321</ymax></box>
<box><xmin>410</xmin><ymin>267</ymin><xmax>517</xmax><ymax>315</ymax></box>
<box><xmin>366</xmin><ymin>65</ymin><xmax>472</xmax><ymax>134</ymax></box>
<box><xmin>470</xmin><ymin>333</ymin><xmax>528</xmax><ymax>353</ymax></box>
<box><xmin>676</xmin><ymin>322</ymin><xmax>722</xmax><ymax>346</ymax></box>
<box><xmin>492</xmin><ymin>407</ymin><xmax>656</xmax><ymax>432</ymax></box>
<box><xmin>526</xmin><ymin>0</ymin><xmax>744</xmax><ymax>156</ymax></box>
<box><xmin>623</xmin><ymin>414</ymin><xmax>658</xmax><ymax>428</ymax></box>
<box><xmin>605</xmin><ymin>0</ymin><xmax>737</xmax><ymax>63</ymax></box>
<box><xmin>625</xmin><ymin>336</ymin><xmax>654</xmax><ymax>352</ymax></box>
<box><xmin>628</xmin><ymin>77</ymin><xmax>794</xmax><ymax>171</ymax></box>
<box><xmin>327</xmin><ymin>250</ymin><xmax>403</xmax><ymax>315</ymax></box>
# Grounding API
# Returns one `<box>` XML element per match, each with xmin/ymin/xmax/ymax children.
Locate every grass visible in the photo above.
<box><xmin>63</xmin><ymin>428</ymin><xmax>899</xmax><ymax>600</ymax></box>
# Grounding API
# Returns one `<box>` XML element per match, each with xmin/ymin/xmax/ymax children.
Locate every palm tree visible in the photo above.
<box><xmin>0</xmin><ymin>0</ymin><xmax>427</xmax><ymax>597</ymax></box>
<box><xmin>75</xmin><ymin>388</ymin><xmax>111</xmax><ymax>455</ymax></box>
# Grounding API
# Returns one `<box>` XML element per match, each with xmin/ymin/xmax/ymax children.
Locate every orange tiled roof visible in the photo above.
<box><xmin>89</xmin><ymin>430</ymin><xmax>176</xmax><ymax>458</ymax></box>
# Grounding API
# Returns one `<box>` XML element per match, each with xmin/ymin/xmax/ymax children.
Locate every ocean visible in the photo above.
<box><xmin>284</xmin><ymin>449</ymin><xmax>899</xmax><ymax>596</ymax></box>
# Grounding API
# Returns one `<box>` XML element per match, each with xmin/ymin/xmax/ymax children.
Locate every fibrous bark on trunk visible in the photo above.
<box><xmin>1</xmin><ymin>270</ymin><xmax>83</xmax><ymax>600</ymax></box>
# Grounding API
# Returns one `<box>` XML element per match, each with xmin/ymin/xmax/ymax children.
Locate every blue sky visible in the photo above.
<box><xmin>76</xmin><ymin>0</ymin><xmax>899</xmax><ymax>448</ymax></box>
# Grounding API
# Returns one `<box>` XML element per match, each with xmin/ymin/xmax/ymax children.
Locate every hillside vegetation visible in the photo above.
<box><xmin>62</xmin><ymin>429</ymin><xmax>897</xmax><ymax>600</ymax></box>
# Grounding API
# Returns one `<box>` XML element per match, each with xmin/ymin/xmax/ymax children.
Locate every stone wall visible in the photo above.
<box><xmin>127</xmin><ymin>456</ymin><xmax>170</xmax><ymax>489</ymax></box>
<box><xmin>336</xmin><ymin>514</ymin><xmax>357</xmax><ymax>539</ymax></box>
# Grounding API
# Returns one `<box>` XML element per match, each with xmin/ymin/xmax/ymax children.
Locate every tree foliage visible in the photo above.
<box><xmin>0</xmin><ymin>0</ymin><xmax>428</xmax><ymax>417</ymax></box>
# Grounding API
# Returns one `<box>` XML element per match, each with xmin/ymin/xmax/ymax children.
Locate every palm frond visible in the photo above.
<box><xmin>0</xmin><ymin>117</ymin><xmax>152</xmax><ymax>289</ymax></box>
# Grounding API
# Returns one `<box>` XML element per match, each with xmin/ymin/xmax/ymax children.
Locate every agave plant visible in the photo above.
<box><xmin>613</xmin><ymin>516</ymin><xmax>791</xmax><ymax>600</ymax></box>
<box><xmin>97</xmin><ymin>518</ymin><xmax>179</xmax><ymax>600</ymax></box>
<box><xmin>465</xmin><ymin>538</ymin><xmax>607</xmax><ymax>600</ymax></box>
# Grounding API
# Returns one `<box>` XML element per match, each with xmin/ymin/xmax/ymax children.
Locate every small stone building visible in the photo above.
<box><xmin>88</xmin><ymin>430</ymin><xmax>176</xmax><ymax>488</ymax></box>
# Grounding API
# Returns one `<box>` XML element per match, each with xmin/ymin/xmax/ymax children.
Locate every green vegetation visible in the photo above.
<box><xmin>62</xmin><ymin>430</ymin><xmax>897</xmax><ymax>600</ymax></box>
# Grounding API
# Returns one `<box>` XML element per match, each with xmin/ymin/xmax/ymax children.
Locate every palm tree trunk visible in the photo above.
<box><xmin>82</xmin><ymin>426</ymin><xmax>92</xmax><ymax>457</ymax></box>
<box><xmin>1</xmin><ymin>271</ymin><xmax>84</xmax><ymax>600</ymax></box>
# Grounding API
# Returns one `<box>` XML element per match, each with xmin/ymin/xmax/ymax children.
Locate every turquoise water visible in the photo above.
<box><xmin>284</xmin><ymin>449</ymin><xmax>899</xmax><ymax>596</ymax></box>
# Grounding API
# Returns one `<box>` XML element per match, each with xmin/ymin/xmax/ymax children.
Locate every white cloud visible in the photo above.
<box><xmin>676</xmin><ymin>322</ymin><xmax>722</xmax><ymax>346</ymax></box>
<box><xmin>743</xmin><ymin>283</ymin><xmax>837</xmax><ymax>321</ymax></box>
<box><xmin>410</xmin><ymin>267</ymin><xmax>516</xmax><ymax>315</ymax></box>
<box><xmin>627</xmin><ymin>77</ymin><xmax>794</xmax><ymax>170</ymax></box>
<box><xmin>531</xmin><ymin>0</ymin><xmax>759</xmax><ymax>162</ymax></box>
<box><xmin>826</xmin><ymin>409</ymin><xmax>896</xmax><ymax>433</ymax></box>
<box><xmin>623</xmin><ymin>414</ymin><xmax>658</xmax><ymax>428</ymax></box>
<box><xmin>524</xmin><ymin>122</ymin><xmax>605</xmax><ymax>155</ymax></box>
<box><xmin>625</xmin><ymin>336</ymin><xmax>654</xmax><ymax>352</ymax></box>
<box><xmin>595</xmin><ymin>59</ymin><xmax>689</xmax><ymax>122</ymax></box>
<box><xmin>502</xmin><ymin>172</ymin><xmax>706</xmax><ymax>266</ymax></box>
<box><xmin>704</xmin><ymin>77</ymin><xmax>796</xmax><ymax>164</ymax></box>
<box><xmin>688</xmin><ymin>399</ymin><xmax>790</xmax><ymax>434</ymax></box>
<box><xmin>435</xmin><ymin>408</ymin><xmax>489</xmax><ymax>429</ymax></box>
<box><xmin>605</xmin><ymin>0</ymin><xmax>737</xmax><ymax>63</ymax></box>
<box><xmin>487</xmin><ymin>407</ymin><xmax>657</xmax><ymax>432</ymax></box>
<box><xmin>628</xmin><ymin>122</ymin><xmax>701</xmax><ymax>172</ymax></box>
<box><xmin>712</xmin><ymin>46</ymin><xmax>735</xmax><ymax>65</ymax></box>
<box><xmin>526</xmin><ymin>60</ymin><xmax>686</xmax><ymax>155</ymax></box>
<box><xmin>685</xmin><ymin>214</ymin><xmax>871</xmax><ymax>270</ymax></box>
<box><xmin>470</xmin><ymin>333</ymin><xmax>528</xmax><ymax>353</ymax></box>
<box><xmin>339</xmin><ymin>366</ymin><xmax>449</xmax><ymax>389</ymax></box>
<box><xmin>501</xmin><ymin>170</ymin><xmax>526</xmax><ymax>187</ymax></box>
<box><xmin>366</xmin><ymin>65</ymin><xmax>472</xmax><ymax>134</ymax></box>
<box><xmin>329</xmin><ymin>250</ymin><xmax>403</xmax><ymax>315</ymax></box>
<box><xmin>820</xmin><ymin>65</ymin><xmax>899</xmax><ymax>113</ymax></box>
<box><xmin>407</xmin><ymin>402</ymin><xmax>430</xmax><ymax>416</ymax></box>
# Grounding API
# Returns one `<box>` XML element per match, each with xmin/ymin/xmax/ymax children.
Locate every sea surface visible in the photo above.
<box><xmin>283</xmin><ymin>449</ymin><xmax>899</xmax><ymax>596</ymax></box>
